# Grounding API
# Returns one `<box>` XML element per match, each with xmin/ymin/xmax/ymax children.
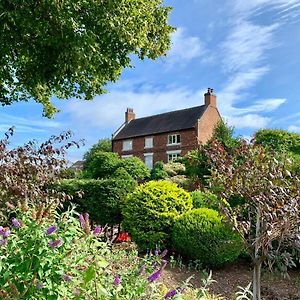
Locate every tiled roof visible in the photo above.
<box><xmin>113</xmin><ymin>105</ymin><xmax>206</xmax><ymax>140</ymax></box>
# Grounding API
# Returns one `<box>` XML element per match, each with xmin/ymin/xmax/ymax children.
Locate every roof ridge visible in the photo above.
<box><xmin>131</xmin><ymin>105</ymin><xmax>205</xmax><ymax>122</ymax></box>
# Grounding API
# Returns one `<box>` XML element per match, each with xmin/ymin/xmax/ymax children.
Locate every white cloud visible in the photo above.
<box><xmin>166</xmin><ymin>27</ymin><xmax>205</xmax><ymax>66</ymax></box>
<box><xmin>227</xmin><ymin>114</ymin><xmax>271</xmax><ymax>129</ymax></box>
<box><xmin>221</xmin><ymin>21</ymin><xmax>278</xmax><ymax>73</ymax></box>
<box><xmin>232</xmin><ymin>98</ymin><xmax>287</xmax><ymax>115</ymax></box>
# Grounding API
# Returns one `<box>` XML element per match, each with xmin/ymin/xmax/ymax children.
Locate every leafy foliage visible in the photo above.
<box><xmin>118</xmin><ymin>157</ymin><xmax>150</xmax><ymax>181</ymax></box>
<box><xmin>122</xmin><ymin>181</ymin><xmax>193</xmax><ymax>251</ymax></box>
<box><xmin>83</xmin><ymin>138</ymin><xmax>112</xmax><ymax>170</ymax></box>
<box><xmin>0</xmin><ymin>128</ymin><xmax>80</xmax><ymax>221</ymax></box>
<box><xmin>57</xmin><ymin>176</ymin><xmax>136</xmax><ymax>226</ymax></box>
<box><xmin>83</xmin><ymin>152</ymin><xmax>120</xmax><ymax>179</ymax></box>
<box><xmin>150</xmin><ymin>161</ymin><xmax>168</xmax><ymax>180</ymax></box>
<box><xmin>254</xmin><ymin>129</ymin><xmax>300</xmax><ymax>154</ymax></box>
<box><xmin>0</xmin><ymin>0</ymin><xmax>174</xmax><ymax>116</ymax></box>
<box><xmin>83</xmin><ymin>151</ymin><xmax>150</xmax><ymax>181</ymax></box>
<box><xmin>172</xmin><ymin>208</ymin><xmax>242</xmax><ymax>267</ymax></box>
<box><xmin>190</xmin><ymin>190</ymin><xmax>219</xmax><ymax>211</ymax></box>
<box><xmin>255</xmin><ymin>129</ymin><xmax>300</xmax><ymax>173</ymax></box>
<box><xmin>206</xmin><ymin>139</ymin><xmax>300</xmax><ymax>299</ymax></box>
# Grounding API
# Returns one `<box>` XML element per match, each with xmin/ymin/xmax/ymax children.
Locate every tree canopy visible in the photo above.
<box><xmin>0</xmin><ymin>0</ymin><xmax>174</xmax><ymax>117</ymax></box>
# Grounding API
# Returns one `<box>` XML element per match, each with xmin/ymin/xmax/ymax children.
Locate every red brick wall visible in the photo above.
<box><xmin>112</xmin><ymin>128</ymin><xmax>199</xmax><ymax>164</ymax></box>
<box><xmin>197</xmin><ymin>106</ymin><xmax>221</xmax><ymax>144</ymax></box>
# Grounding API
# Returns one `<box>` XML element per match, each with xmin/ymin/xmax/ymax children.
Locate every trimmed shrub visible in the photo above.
<box><xmin>190</xmin><ymin>190</ymin><xmax>219</xmax><ymax>210</ymax></box>
<box><xmin>122</xmin><ymin>181</ymin><xmax>193</xmax><ymax>251</ymax></box>
<box><xmin>119</xmin><ymin>157</ymin><xmax>150</xmax><ymax>181</ymax></box>
<box><xmin>172</xmin><ymin>208</ymin><xmax>243</xmax><ymax>267</ymax></box>
<box><xmin>58</xmin><ymin>176</ymin><xmax>136</xmax><ymax>226</ymax></box>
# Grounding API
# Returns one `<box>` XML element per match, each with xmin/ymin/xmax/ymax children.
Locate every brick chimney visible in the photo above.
<box><xmin>204</xmin><ymin>88</ymin><xmax>217</xmax><ymax>107</ymax></box>
<box><xmin>125</xmin><ymin>108</ymin><xmax>135</xmax><ymax>123</ymax></box>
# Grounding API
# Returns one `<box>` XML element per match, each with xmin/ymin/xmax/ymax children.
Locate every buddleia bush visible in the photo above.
<box><xmin>172</xmin><ymin>208</ymin><xmax>243</xmax><ymax>267</ymax></box>
<box><xmin>122</xmin><ymin>181</ymin><xmax>193</xmax><ymax>251</ymax></box>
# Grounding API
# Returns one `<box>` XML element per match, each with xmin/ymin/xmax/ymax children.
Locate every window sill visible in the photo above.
<box><xmin>166</xmin><ymin>143</ymin><xmax>181</xmax><ymax>147</ymax></box>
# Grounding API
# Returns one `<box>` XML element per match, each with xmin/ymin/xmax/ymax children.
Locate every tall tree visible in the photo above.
<box><xmin>206</xmin><ymin>139</ymin><xmax>300</xmax><ymax>300</ymax></box>
<box><xmin>0</xmin><ymin>0</ymin><xmax>174</xmax><ymax>117</ymax></box>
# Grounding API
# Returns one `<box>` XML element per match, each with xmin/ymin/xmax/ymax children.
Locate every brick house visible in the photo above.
<box><xmin>112</xmin><ymin>88</ymin><xmax>221</xmax><ymax>169</ymax></box>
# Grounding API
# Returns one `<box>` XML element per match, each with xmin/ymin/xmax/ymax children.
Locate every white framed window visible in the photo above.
<box><xmin>121</xmin><ymin>155</ymin><xmax>133</xmax><ymax>159</ymax></box>
<box><xmin>122</xmin><ymin>140</ymin><xmax>133</xmax><ymax>151</ymax></box>
<box><xmin>167</xmin><ymin>150</ymin><xmax>181</xmax><ymax>162</ymax></box>
<box><xmin>145</xmin><ymin>137</ymin><xmax>153</xmax><ymax>149</ymax></box>
<box><xmin>144</xmin><ymin>153</ymin><xmax>153</xmax><ymax>170</ymax></box>
<box><xmin>168</xmin><ymin>134</ymin><xmax>181</xmax><ymax>145</ymax></box>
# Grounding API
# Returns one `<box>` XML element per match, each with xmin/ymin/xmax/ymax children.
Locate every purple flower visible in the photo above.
<box><xmin>154</xmin><ymin>249</ymin><xmax>159</xmax><ymax>256</ymax></box>
<box><xmin>114</xmin><ymin>274</ymin><xmax>121</xmax><ymax>286</ymax></box>
<box><xmin>62</xmin><ymin>274</ymin><xmax>72</xmax><ymax>282</ymax></box>
<box><xmin>0</xmin><ymin>227</ymin><xmax>9</xmax><ymax>238</ymax></box>
<box><xmin>0</xmin><ymin>239</ymin><xmax>7</xmax><ymax>246</ymax></box>
<box><xmin>93</xmin><ymin>225</ymin><xmax>102</xmax><ymax>236</ymax></box>
<box><xmin>147</xmin><ymin>270</ymin><xmax>161</xmax><ymax>283</ymax></box>
<box><xmin>48</xmin><ymin>237</ymin><xmax>63</xmax><ymax>248</ymax></box>
<box><xmin>46</xmin><ymin>225</ymin><xmax>57</xmax><ymax>235</ymax></box>
<box><xmin>84</xmin><ymin>213</ymin><xmax>89</xmax><ymax>222</ymax></box>
<box><xmin>79</xmin><ymin>214</ymin><xmax>85</xmax><ymax>229</ymax></box>
<box><xmin>37</xmin><ymin>282</ymin><xmax>43</xmax><ymax>289</ymax></box>
<box><xmin>165</xmin><ymin>289</ymin><xmax>177</xmax><ymax>299</ymax></box>
<box><xmin>12</xmin><ymin>218</ymin><xmax>21</xmax><ymax>228</ymax></box>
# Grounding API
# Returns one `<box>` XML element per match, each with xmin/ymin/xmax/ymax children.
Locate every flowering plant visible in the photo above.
<box><xmin>0</xmin><ymin>203</ymin><xmax>170</xmax><ymax>299</ymax></box>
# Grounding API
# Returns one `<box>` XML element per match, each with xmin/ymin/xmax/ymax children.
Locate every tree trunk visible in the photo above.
<box><xmin>253</xmin><ymin>207</ymin><xmax>262</xmax><ymax>300</ymax></box>
<box><xmin>253</xmin><ymin>260</ymin><xmax>262</xmax><ymax>300</ymax></box>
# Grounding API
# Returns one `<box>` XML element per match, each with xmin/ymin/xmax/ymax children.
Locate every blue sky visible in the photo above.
<box><xmin>2</xmin><ymin>0</ymin><xmax>300</xmax><ymax>162</ymax></box>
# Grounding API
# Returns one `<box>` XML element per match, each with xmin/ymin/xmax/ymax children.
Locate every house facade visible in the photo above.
<box><xmin>112</xmin><ymin>88</ymin><xmax>221</xmax><ymax>169</ymax></box>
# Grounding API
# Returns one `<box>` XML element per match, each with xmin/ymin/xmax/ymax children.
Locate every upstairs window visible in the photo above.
<box><xmin>145</xmin><ymin>137</ymin><xmax>153</xmax><ymax>149</ymax></box>
<box><xmin>122</xmin><ymin>140</ymin><xmax>133</xmax><ymax>151</ymax></box>
<box><xmin>168</xmin><ymin>134</ymin><xmax>181</xmax><ymax>145</ymax></box>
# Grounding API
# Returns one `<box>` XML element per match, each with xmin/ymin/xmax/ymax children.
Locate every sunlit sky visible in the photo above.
<box><xmin>2</xmin><ymin>0</ymin><xmax>300</xmax><ymax>162</ymax></box>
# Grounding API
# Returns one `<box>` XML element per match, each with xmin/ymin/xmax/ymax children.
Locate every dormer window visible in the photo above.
<box><xmin>168</xmin><ymin>134</ymin><xmax>181</xmax><ymax>145</ymax></box>
<box><xmin>122</xmin><ymin>140</ymin><xmax>133</xmax><ymax>151</ymax></box>
<box><xmin>145</xmin><ymin>137</ymin><xmax>153</xmax><ymax>149</ymax></box>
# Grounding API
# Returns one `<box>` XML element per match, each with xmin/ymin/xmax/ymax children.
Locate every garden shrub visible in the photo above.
<box><xmin>150</xmin><ymin>161</ymin><xmax>168</xmax><ymax>180</ymax></box>
<box><xmin>58</xmin><ymin>176</ymin><xmax>136</xmax><ymax>226</ymax></box>
<box><xmin>83</xmin><ymin>152</ymin><xmax>120</xmax><ymax>179</ymax></box>
<box><xmin>122</xmin><ymin>181</ymin><xmax>193</xmax><ymax>251</ymax></box>
<box><xmin>118</xmin><ymin>156</ymin><xmax>150</xmax><ymax>181</ymax></box>
<box><xmin>190</xmin><ymin>190</ymin><xmax>219</xmax><ymax>211</ymax></box>
<box><xmin>172</xmin><ymin>208</ymin><xmax>243</xmax><ymax>267</ymax></box>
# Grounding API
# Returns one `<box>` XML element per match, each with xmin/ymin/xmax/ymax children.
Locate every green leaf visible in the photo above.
<box><xmin>84</xmin><ymin>265</ymin><xmax>95</xmax><ymax>284</ymax></box>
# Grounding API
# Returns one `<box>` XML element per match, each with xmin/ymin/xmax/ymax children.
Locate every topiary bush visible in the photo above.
<box><xmin>122</xmin><ymin>181</ymin><xmax>193</xmax><ymax>251</ymax></box>
<box><xmin>57</xmin><ymin>175</ymin><xmax>136</xmax><ymax>226</ymax></box>
<box><xmin>172</xmin><ymin>208</ymin><xmax>243</xmax><ymax>267</ymax></box>
<box><xmin>190</xmin><ymin>190</ymin><xmax>219</xmax><ymax>211</ymax></box>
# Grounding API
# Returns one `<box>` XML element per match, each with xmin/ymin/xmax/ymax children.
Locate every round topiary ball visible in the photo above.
<box><xmin>122</xmin><ymin>180</ymin><xmax>193</xmax><ymax>251</ymax></box>
<box><xmin>172</xmin><ymin>208</ymin><xmax>242</xmax><ymax>267</ymax></box>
